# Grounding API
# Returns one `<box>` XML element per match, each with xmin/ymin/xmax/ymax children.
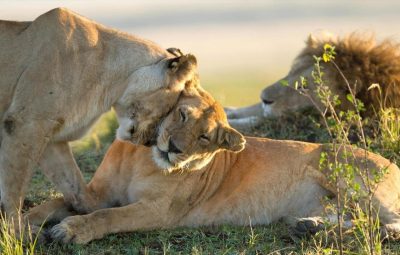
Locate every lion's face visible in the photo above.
<box><xmin>260</xmin><ymin>35</ymin><xmax>354</xmax><ymax>118</ymax></box>
<box><xmin>114</xmin><ymin>52</ymin><xmax>198</xmax><ymax>145</ymax></box>
<box><xmin>152</xmin><ymin>89</ymin><xmax>246</xmax><ymax>172</ymax></box>
<box><xmin>260</xmin><ymin>60</ymin><xmax>351</xmax><ymax>117</ymax></box>
<box><xmin>260</xmin><ymin>59</ymin><xmax>319</xmax><ymax>117</ymax></box>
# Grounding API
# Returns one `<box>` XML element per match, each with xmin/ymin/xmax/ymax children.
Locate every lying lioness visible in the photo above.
<box><xmin>27</xmin><ymin>88</ymin><xmax>400</xmax><ymax>244</ymax></box>
<box><xmin>0</xmin><ymin>7</ymin><xmax>198</xmax><ymax>222</ymax></box>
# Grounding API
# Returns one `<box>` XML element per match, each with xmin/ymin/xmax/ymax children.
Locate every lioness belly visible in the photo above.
<box><xmin>180</xmin><ymin>176</ymin><xmax>330</xmax><ymax>227</ymax></box>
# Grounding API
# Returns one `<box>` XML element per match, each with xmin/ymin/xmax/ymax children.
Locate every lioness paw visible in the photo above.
<box><xmin>50</xmin><ymin>216</ymin><xmax>93</xmax><ymax>244</ymax></box>
<box><xmin>380</xmin><ymin>223</ymin><xmax>400</xmax><ymax>241</ymax></box>
<box><xmin>293</xmin><ymin>217</ymin><xmax>325</xmax><ymax>237</ymax></box>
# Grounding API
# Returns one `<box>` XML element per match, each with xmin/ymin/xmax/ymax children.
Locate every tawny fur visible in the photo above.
<box><xmin>295</xmin><ymin>34</ymin><xmax>400</xmax><ymax>112</ymax></box>
<box><xmin>227</xmin><ymin>33</ymin><xmax>400</xmax><ymax>129</ymax></box>
<box><xmin>26</xmin><ymin>90</ymin><xmax>400</xmax><ymax>244</ymax></box>
<box><xmin>0</xmin><ymin>8</ymin><xmax>198</xmax><ymax>223</ymax></box>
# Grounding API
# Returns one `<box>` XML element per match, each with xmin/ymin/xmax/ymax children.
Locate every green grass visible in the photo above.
<box><xmin>35</xmin><ymin>223</ymin><xmax>297</xmax><ymax>254</ymax></box>
<box><xmin>0</xmin><ymin>214</ymin><xmax>41</xmax><ymax>255</ymax></box>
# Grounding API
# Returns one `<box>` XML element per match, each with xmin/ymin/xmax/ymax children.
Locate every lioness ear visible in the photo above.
<box><xmin>167</xmin><ymin>48</ymin><xmax>183</xmax><ymax>57</ymax></box>
<box><xmin>168</xmin><ymin>54</ymin><xmax>197</xmax><ymax>77</ymax></box>
<box><xmin>218</xmin><ymin>126</ymin><xmax>246</xmax><ymax>152</ymax></box>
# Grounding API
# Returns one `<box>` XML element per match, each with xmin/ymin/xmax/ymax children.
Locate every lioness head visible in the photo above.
<box><xmin>114</xmin><ymin>49</ymin><xmax>198</xmax><ymax>145</ymax></box>
<box><xmin>152</xmin><ymin>87</ymin><xmax>246</xmax><ymax>172</ymax></box>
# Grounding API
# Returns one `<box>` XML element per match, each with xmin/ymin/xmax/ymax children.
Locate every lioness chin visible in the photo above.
<box><xmin>0</xmin><ymin>7</ymin><xmax>199</xmax><ymax>226</ymax></box>
<box><xmin>26</xmin><ymin>88</ymin><xmax>400</xmax><ymax>244</ymax></box>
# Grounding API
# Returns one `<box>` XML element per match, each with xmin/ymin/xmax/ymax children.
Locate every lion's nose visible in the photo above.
<box><xmin>262</xmin><ymin>98</ymin><xmax>274</xmax><ymax>105</ymax></box>
<box><xmin>168</xmin><ymin>140</ymin><xmax>182</xmax><ymax>154</ymax></box>
<box><xmin>261</xmin><ymin>90</ymin><xmax>274</xmax><ymax>105</ymax></box>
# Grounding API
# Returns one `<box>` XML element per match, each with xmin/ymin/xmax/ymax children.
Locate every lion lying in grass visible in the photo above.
<box><xmin>27</xmin><ymin>88</ymin><xmax>400</xmax><ymax>244</ymax></box>
<box><xmin>0</xmin><ymin>7</ymin><xmax>198</xmax><ymax>223</ymax></box>
<box><xmin>227</xmin><ymin>33</ymin><xmax>400</xmax><ymax>129</ymax></box>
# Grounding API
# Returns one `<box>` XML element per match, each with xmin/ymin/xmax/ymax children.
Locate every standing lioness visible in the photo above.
<box><xmin>0</xmin><ymin>7</ymin><xmax>198</xmax><ymax>223</ymax></box>
<box><xmin>27</xmin><ymin>89</ymin><xmax>400</xmax><ymax>244</ymax></box>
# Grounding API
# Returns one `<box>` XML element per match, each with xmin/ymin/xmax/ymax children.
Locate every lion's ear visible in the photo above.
<box><xmin>168</xmin><ymin>54</ymin><xmax>197</xmax><ymax>78</ymax></box>
<box><xmin>306</xmin><ymin>34</ymin><xmax>318</xmax><ymax>48</ymax></box>
<box><xmin>167</xmin><ymin>48</ymin><xmax>183</xmax><ymax>57</ymax></box>
<box><xmin>218</xmin><ymin>126</ymin><xmax>246</xmax><ymax>152</ymax></box>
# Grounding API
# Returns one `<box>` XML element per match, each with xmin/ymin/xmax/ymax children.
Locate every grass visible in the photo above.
<box><xmin>34</xmin><ymin>223</ymin><xmax>297</xmax><ymax>254</ymax></box>
<box><xmin>239</xmin><ymin>108</ymin><xmax>331</xmax><ymax>144</ymax></box>
<box><xmin>0</xmin><ymin>214</ymin><xmax>41</xmax><ymax>255</ymax></box>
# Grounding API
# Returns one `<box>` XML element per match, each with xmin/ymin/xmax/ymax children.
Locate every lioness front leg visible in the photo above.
<box><xmin>50</xmin><ymin>200</ymin><xmax>168</xmax><ymax>244</ymax></box>
<box><xmin>0</xmin><ymin>116</ymin><xmax>56</xmax><ymax>230</ymax></box>
<box><xmin>39</xmin><ymin>142</ymin><xmax>99</xmax><ymax>213</ymax></box>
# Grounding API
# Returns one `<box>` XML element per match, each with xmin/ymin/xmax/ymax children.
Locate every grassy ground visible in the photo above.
<box><xmin>20</xmin><ymin>106</ymin><xmax>399</xmax><ymax>254</ymax></box>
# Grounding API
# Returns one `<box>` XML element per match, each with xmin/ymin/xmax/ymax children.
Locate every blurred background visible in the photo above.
<box><xmin>3</xmin><ymin>0</ymin><xmax>400</xmax><ymax>107</ymax></box>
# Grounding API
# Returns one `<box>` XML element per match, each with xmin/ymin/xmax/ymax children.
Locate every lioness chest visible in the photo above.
<box><xmin>89</xmin><ymin>144</ymin><xmax>197</xmax><ymax>209</ymax></box>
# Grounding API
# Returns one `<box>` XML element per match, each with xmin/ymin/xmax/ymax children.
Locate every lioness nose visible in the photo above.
<box><xmin>168</xmin><ymin>140</ymin><xmax>182</xmax><ymax>154</ymax></box>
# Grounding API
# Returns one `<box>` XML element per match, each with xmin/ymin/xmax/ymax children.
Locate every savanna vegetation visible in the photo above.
<box><xmin>1</xmin><ymin>46</ymin><xmax>400</xmax><ymax>255</ymax></box>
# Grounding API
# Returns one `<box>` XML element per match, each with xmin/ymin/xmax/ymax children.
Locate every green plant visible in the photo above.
<box><xmin>374</xmin><ymin>104</ymin><xmax>400</xmax><ymax>164</ymax></box>
<box><xmin>283</xmin><ymin>43</ymin><xmax>390</xmax><ymax>255</ymax></box>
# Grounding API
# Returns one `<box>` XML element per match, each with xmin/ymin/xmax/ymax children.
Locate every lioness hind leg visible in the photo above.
<box><xmin>374</xmin><ymin>203</ymin><xmax>400</xmax><ymax>240</ymax></box>
<box><xmin>381</xmin><ymin>221</ymin><xmax>400</xmax><ymax>240</ymax></box>
<box><xmin>292</xmin><ymin>217</ymin><xmax>325</xmax><ymax>236</ymax></box>
<box><xmin>39</xmin><ymin>142</ymin><xmax>99</xmax><ymax>214</ymax></box>
<box><xmin>367</xmin><ymin>162</ymin><xmax>400</xmax><ymax>240</ymax></box>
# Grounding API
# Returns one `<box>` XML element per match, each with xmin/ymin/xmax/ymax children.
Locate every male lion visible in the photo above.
<box><xmin>0</xmin><ymin>8</ymin><xmax>198</xmax><ymax>223</ymax></box>
<box><xmin>226</xmin><ymin>33</ymin><xmax>400</xmax><ymax>129</ymax></box>
<box><xmin>26</xmin><ymin>88</ymin><xmax>400</xmax><ymax>244</ymax></box>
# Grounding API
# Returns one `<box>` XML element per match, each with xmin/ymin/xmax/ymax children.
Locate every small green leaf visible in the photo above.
<box><xmin>280</xmin><ymin>80</ymin><xmax>289</xmax><ymax>87</ymax></box>
<box><xmin>346</xmin><ymin>93</ymin><xmax>354</xmax><ymax>103</ymax></box>
<box><xmin>300</xmin><ymin>76</ymin><xmax>307</xmax><ymax>87</ymax></box>
<box><xmin>294</xmin><ymin>81</ymin><xmax>299</xmax><ymax>90</ymax></box>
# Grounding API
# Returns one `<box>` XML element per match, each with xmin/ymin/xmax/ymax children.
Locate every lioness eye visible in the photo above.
<box><xmin>179</xmin><ymin>109</ymin><xmax>187</xmax><ymax>122</ymax></box>
<box><xmin>199</xmin><ymin>134</ymin><xmax>209</xmax><ymax>142</ymax></box>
